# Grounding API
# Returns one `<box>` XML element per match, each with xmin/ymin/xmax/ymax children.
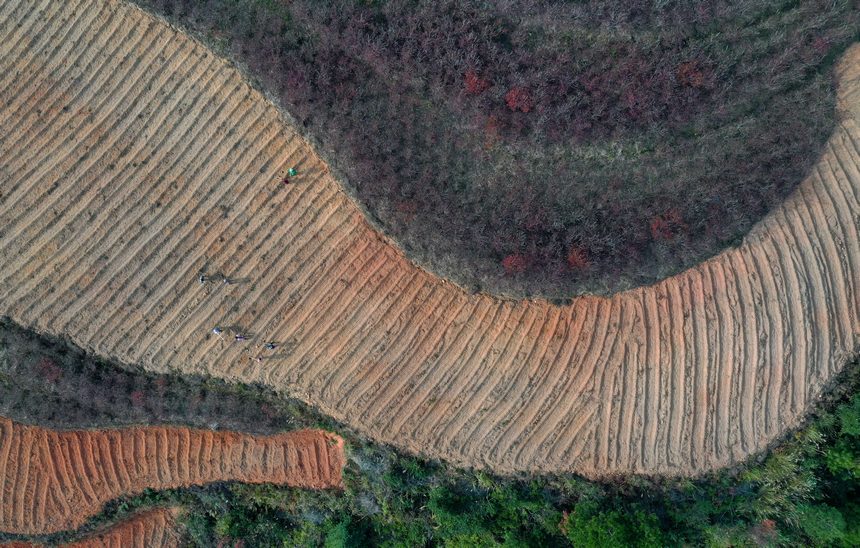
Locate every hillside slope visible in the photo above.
<box><xmin>0</xmin><ymin>0</ymin><xmax>856</xmax><ymax>477</ymax></box>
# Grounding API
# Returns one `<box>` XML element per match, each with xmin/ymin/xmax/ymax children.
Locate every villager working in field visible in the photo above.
<box><xmin>282</xmin><ymin>166</ymin><xmax>298</xmax><ymax>185</ymax></box>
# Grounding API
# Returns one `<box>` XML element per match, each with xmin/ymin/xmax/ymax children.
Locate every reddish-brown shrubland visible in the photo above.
<box><xmin>464</xmin><ymin>70</ymin><xmax>491</xmax><ymax>95</ymax></box>
<box><xmin>131</xmin><ymin>0</ymin><xmax>859</xmax><ymax>298</ymax></box>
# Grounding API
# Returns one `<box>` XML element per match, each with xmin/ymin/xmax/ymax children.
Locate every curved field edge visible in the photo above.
<box><xmin>0</xmin><ymin>417</ymin><xmax>344</xmax><ymax>535</ymax></box>
<box><xmin>0</xmin><ymin>0</ymin><xmax>856</xmax><ymax>477</ymax></box>
<box><xmin>130</xmin><ymin>0</ymin><xmax>856</xmax><ymax>301</ymax></box>
<box><xmin>0</xmin><ymin>507</ymin><xmax>184</xmax><ymax>547</ymax></box>
<box><xmin>2</xmin><ymin>320</ymin><xmax>860</xmax><ymax>546</ymax></box>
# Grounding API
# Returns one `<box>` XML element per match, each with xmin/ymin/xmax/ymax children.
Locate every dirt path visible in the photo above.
<box><xmin>2</xmin><ymin>507</ymin><xmax>183</xmax><ymax>547</ymax></box>
<box><xmin>0</xmin><ymin>417</ymin><xmax>344</xmax><ymax>535</ymax></box>
<box><xmin>0</xmin><ymin>0</ymin><xmax>856</xmax><ymax>478</ymax></box>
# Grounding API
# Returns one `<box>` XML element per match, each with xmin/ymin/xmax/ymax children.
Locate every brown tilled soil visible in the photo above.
<box><xmin>0</xmin><ymin>417</ymin><xmax>344</xmax><ymax>535</ymax></box>
<box><xmin>1</xmin><ymin>507</ymin><xmax>183</xmax><ymax>547</ymax></box>
<box><xmin>0</xmin><ymin>0</ymin><xmax>857</xmax><ymax>478</ymax></box>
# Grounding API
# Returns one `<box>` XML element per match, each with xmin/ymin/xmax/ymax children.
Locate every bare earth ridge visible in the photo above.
<box><xmin>2</xmin><ymin>507</ymin><xmax>183</xmax><ymax>547</ymax></box>
<box><xmin>0</xmin><ymin>0</ymin><xmax>857</xmax><ymax>478</ymax></box>
<box><xmin>0</xmin><ymin>417</ymin><xmax>344</xmax><ymax>535</ymax></box>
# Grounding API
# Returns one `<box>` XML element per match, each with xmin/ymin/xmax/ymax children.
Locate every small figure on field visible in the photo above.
<box><xmin>234</xmin><ymin>334</ymin><xmax>248</xmax><ymax>342</ymax></box>
<box><xmin>212</xmin><ymin>326</ymin><xmax>223</xmax><ymax>335</ymax></box>
<box><xmin>264</xmin><ymin>342</ymin><xmax>278</xmax><ymax>350</ymax></box>
<box><xmin>198</xmin><ymin>274</ymin><xmax>208</xmax><ymax>285</ymax></box>
<box><xmin>283</xmin><ymin>167</ymin><xmax>298</xmax><ymax>185</ymax></box>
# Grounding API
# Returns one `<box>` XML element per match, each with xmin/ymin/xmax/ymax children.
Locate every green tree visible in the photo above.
<box><xmin>563</xmin><ymin>501</ymin><xmax>663</xmax><ymax>548</ymax></box>
<box><xmin>796</xmin><ymin>504</ymin><xmax>846</xmax><ymax>545</ymax></box>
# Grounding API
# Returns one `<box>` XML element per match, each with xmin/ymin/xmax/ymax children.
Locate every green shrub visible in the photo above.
<box><xmin>701</xmin><ymin>524</ymin><xmax>754</xmax><ymax>548</ymax></box>
<box><xmin>563</xmin><ymin>501</ymin><xmax>663</xmax><ymax>548</ymax></box>
<box><xmin>825</xmin><ymin>442</ymin><xmax>860</xmax><ymax>477</ymax></box>
<box><xmin>796</xmin><ymin>504</ymin><xmax>846</xmax><ymax>545</ymax></box>
<box><xmin>324</xmin><ymin>519</ymin><xmax>350</xmax><ymax>548</ymax></box>
<box><xmin>741</xmin><ymin>443</ymin><xmax>819</xmax><ymax>524</ymax></box>
<box><xmin>838</xmin><ymin>395</ymin><xmax>860</xmax><ymax>436</ymax></box>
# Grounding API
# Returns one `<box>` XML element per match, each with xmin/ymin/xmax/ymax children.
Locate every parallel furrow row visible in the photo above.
<box><xmin>0</xmin><ymin>0</ymin><xmax>856</xmax><ymax>478</ymax></box>
<box><xmin>0</xmin><ymin>417</ymin><xmax>344</xmax><ymax>535</ymax></box>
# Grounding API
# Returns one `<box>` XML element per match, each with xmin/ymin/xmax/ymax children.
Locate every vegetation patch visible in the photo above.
<box><xmin>1</xmin><ymin>319</ymin><xmax>858</xmax><ymax>546</ymax></box>
<box><xmin>134</xmin><ymin>0</ymin><xmax>859</xmax><ymax>297</ymax></box>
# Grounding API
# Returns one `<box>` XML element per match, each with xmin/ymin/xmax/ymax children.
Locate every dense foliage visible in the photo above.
<box><xmin>1</xmin><ymin>319</ymin><xmax>858</xmax><ymax>546</ymax></box>
<box><xmin>133</xmin><ymin>0</ymin><xmax>859</xmax><ymax>297</ymax></box>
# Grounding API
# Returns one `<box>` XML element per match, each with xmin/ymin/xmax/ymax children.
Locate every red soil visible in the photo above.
<box><xmin>1</xmin><ymin>507</ymin><xmax>183</xmax><ymax>547</ymax></box>
<box><xmin>0</xmin><ymin>418</ymin><xmax>344</xmax><ymax>535</ymax></box>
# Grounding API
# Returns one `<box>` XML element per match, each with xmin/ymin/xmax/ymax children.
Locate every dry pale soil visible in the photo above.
<box><xmin>0</xmin><ymin>0</ymin><xmax>857</xmax><ymax>478</ymax></box>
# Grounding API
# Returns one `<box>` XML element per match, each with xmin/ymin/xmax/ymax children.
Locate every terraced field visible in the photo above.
<box><xmin>0</xmin><ymin>0</ymin><xmax>857</xmax><ymax>478</ymax></box>
<box><xmin>2</xmin><ymin>507</ymin><xmax>183</xmax><ymax>547</ymax></box>
<box><xmin>0</xmin><ymin>417</ymin><xmax>344</xmax><ymax>535</ymax></box>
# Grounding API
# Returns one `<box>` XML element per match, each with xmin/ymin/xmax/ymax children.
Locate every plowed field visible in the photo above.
<box><xmin>2</xmin><ymin>507</ymin><xmax>183</xmax><ymax>547</ymax></box>
<box><xmin>0</xmin><ymin>417</ymin><xmax>344</xmax><ymax>535</ymax></box>
<box><xmin>0</xmin><ymin>0</ymin><xmax>857</xmax><ymax>478</ymax></box>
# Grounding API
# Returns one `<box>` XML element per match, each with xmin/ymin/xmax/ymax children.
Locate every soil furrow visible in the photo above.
<box><xmin>822</xmin><ymin>139</ymin><xmax>860</xmax><ymax>317</ymax></box>
<box><xmin>14</xmin><ymin>43</ymin><xmax>213</xmax><ymax>324</ymax></box>
<box><xmin>0</xmin><ymin>0</ymin><xmax>104</xmax><ymax>150</ymax></box>
<box><xmin>0</xmin><ymin>6</ymin><xmax>130</xmax><ymax>249</ymax></box>
<box><xmin>544</xmin><ymin>299</ymin><xmax>617</xmax><ymax>464</ymax></box>
<box><xmin>0</xmin><ymin>417</ymin><xmax>344</xmax><ymax>535</ymax></box>
<box><xmin>384</xmin><ymin>299</ymin><xmax>498</xmax><ymax>437</ymax></box>
<box><xmin>6</xmin><ymin>507</ymin><xmax>185</xmax><ymax>548</ymax></box>
<box><xmin>154</xmin><ymin>178</ymin><xmax>342</xmax><ymax>373</ymax></box>
<box><xmin>111</xmin><ymin>114</ymin><xmax>286</xmax><ymax>342</ymax></box>
<box><xmin>507</xmin><ymin>302</ymin><xmax>590</xmax><ymax>464</ymax></box>
<box><xmin>484</xmin><ymin>307</ymin><xmax>582</xmax><ymax>461</ymax></box>
<box><xmin>470</xmin><ymin>306</ymin><xmax>559</xmax><ymax>463</ymax></box>
<box><xmin>0</xmin><ymin>0</ymin><xmax>856</xmax><ymax>477</ymax></box>
<box><xmin>334</xmin><ymin>284</ymin><xmax>452</xmax><ymax>411</ymax></box>
<box><xmin>355</xmin><ymin>296</ymin><xmax>475</xmax><ymax>427</ymax></box>
<box><xmin>446</xmin><ymin>304</ymin><xmax>540</xmax><ymax>456</ymax></box>
<box><xmin>295</xmin><ymin>252</ymin><xmax>403</xmax><ymax>387</ymax></box>
<box><xmin>0</xmin><ymin>13</ymin><xmax>157</xmax><ymax>255</ymax></box>
<box><xmin>755</xmin><ymin>228</ymin><xmax>790</xmax><ymax>435</ymax></box>
<box><xmin>810</xmin><ymin>158</ymin><xmax>856</xmax><ymax>348</ymax></box>
<box><xmin>419</xmin><ymin>303</ymin><xmax>519</xmax><ymax>449</ymax></box>
<box><xmin>519</xmin><ymin>299</ymin><xmax>603</xmax><ymax>465</ymax></box>
<box><xmin>320</xmin><ymin>275</ymin><xmax>430</xmax><ymax>400</ymax></box>
<box><xmin>0</xmin><ymin>1</ymin><xmax>96</xmax><ymax>162</ymax></box>
<box><xmin>78</xmin><ymin>88</ymin><xmax>265</xmax><ymax>347</ymax></box>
